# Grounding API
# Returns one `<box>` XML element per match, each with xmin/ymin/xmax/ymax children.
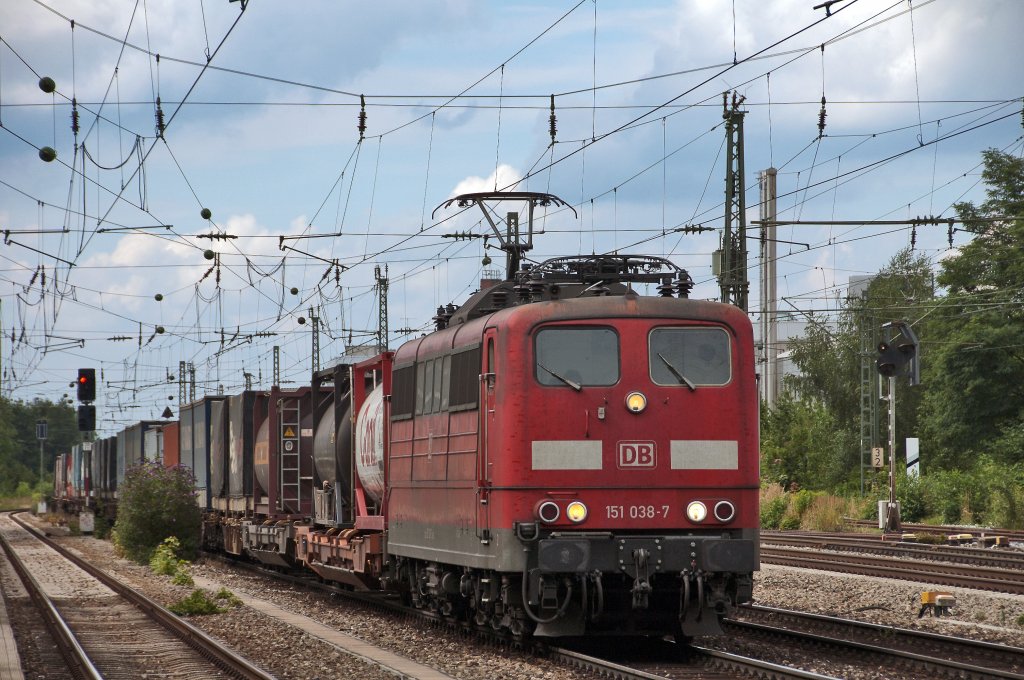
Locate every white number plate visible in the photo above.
<box><xmin>605</xmin><ymin>505</ymin><xmax>670</xmax><ymax>520</ymax></box>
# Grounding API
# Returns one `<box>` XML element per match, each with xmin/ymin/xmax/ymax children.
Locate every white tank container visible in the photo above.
<box><xmin>355</xmin><ymin>384</ymin><xmax>385</xmax><ymax>504</ymax></box>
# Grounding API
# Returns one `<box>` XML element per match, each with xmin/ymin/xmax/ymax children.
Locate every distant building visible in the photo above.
<box><xmin>758</xmin><ymin>313</ymin><xmax>806</xmax><ymax>404</ymax></box>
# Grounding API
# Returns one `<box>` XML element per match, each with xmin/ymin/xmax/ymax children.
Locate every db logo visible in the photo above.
<box><xmin>617</xmin><ymin>441</ymin><xmax>656</xmax><ymax>468</ymax></box>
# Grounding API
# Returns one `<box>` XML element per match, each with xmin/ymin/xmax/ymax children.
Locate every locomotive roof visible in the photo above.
<box><xmin>442</xmin><ymin>254</ymin><xmax>700</xmax><ymax>328</ymax></box>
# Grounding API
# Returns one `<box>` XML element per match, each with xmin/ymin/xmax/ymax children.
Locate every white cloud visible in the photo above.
<box><xmin>451</xmin><ymin>163</ymin><xmax>522</xmax><ymax>197</ymax></box>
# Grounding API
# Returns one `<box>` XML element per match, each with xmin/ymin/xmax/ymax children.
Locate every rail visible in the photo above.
<box><xmin>8</xmin><ymin>512</ymin><xmax>275</xmax><ymax>680</ymax></box>
<box><xmin>0</xmin><ymin>527</ymin><xmax>102</xmax><ymax>680</ymax></box>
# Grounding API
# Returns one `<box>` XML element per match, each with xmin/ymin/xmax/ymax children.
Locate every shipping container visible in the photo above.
<box><xmin>179</xmin><ymin>397</ymin><xmax>224</xmax><ymax>510</ymax></box>
<box><xmin>162</xmin><ymin>421</ymin><xmax>180</xmax><ymax>468</ymax></box>
<box><xmin>116</xmin><ymin>421</ymin><xmax>165</xmax><ymax>487</ymax></box>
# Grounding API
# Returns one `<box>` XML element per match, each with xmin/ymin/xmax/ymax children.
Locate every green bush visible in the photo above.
<box><xmin>169</xmin><ymin>589</ymin><xmax>224</xmax><ymax>616</ymax></box>
<box><xmin>93</xmin><ymin>512</ymin><xmax>112</xmax><ymax>540</ymax></box>
<box><xmin>779</xmin><ymin>513</ymin><xmax>802</xmax><ymax>530</ymax></box>
<box><xmin>975</xmin><ymin>458</ymin><xmax>1024</xmax><ymax>529</ymax></box>
<box><xmin>895</xmin><ymin>471</ymin><xmax>926</xmax><ymax>522</ymax></box>
<box><xmin>172</xmin><ymin>569</ymin><xmax>195</xmax><ymax>587</ymax></box>
<box><xmin>790</xmin><ymin>489</ymin><xmax>818</xmax><ymax>517</ymax></box>
<box><xmin>214</xmin><ymin>587</ymin><xmax>242</xmax><ymax>607</ymax></box>
<box><xmin>115</xmin><ymin>462</ymin><xmax>201</xmax><ymax>563</ymax></box>
<box><xmin>921</xmin><ymin>469</ymin><xmax>985</xmax><ymax>524</ymax></box>
<box><xmin>761</xmin><ymin>494</ymin><xmax>788</xmax><ymax>529</ymax></box>
<box><xmin>150</xmin><ymin>536</ymin><xmax>184</xmax><ymax>575</ymax></box>
<box><xmin>150</xmin><ymin>536</ymin><xmax>194</xmax><ymax>586</ymax></box>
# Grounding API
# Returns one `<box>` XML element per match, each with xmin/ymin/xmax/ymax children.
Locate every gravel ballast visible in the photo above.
<box><xmin>9</xmin><ymin>516</ymin><xmax>1024</xmax><ymax>679</ymax></box>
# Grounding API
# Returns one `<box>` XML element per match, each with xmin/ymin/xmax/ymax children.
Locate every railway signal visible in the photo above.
<box><xmin>875</xmin><ymin>323</ymin><xmax>919</xmax><ymax>385</ymax></box>
<box><xmin>77</xmin><ymin>404</ymin><xmax>95</xmax><ymax>431</ymax></box>
<box><xmin>76</xmin><ymin>368</ymin><xmax>96</xmax><ymax>401</ymax></box>
<box><xmin>877</xmin><ymin>321</ymin><xmax>921</xmax><ymax>534</ymax></box>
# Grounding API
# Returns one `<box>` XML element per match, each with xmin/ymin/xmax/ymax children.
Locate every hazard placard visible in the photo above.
<box><xmin>284</xmin><ymin>426</ymin><xmax>296</xmax><ymax>438</ymax></box>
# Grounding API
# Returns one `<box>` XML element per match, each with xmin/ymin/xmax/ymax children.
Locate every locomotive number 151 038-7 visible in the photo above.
<box><xmin>605</xmin><ymin>505</ymin><xmax>670</xmax><ymax>520</ymax></box>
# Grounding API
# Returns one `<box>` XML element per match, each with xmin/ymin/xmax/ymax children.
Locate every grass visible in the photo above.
<box><xmin>0</xmin><ymin>495</ymin><xmax>35</xmax><ymax>512</ymax></box>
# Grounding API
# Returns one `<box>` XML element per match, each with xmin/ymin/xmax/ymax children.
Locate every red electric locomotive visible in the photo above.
<box><xmin>295</xmin><ymin>192</ymin><xmax>760</xmax><ymax>640</ymax></box>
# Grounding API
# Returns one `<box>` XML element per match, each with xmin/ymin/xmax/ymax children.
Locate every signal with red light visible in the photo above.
<box><xmin>76</xmin><ymin>368</ymin><xmax>96</xmax><ymax>402</ymax></box>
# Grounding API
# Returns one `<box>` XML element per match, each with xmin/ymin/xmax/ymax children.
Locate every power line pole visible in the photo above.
<box><xmin>179</xmin><ymin>361</ymin><xmax>187</xmax><ymax>405</ymax></box>
<box><xmin>310</xmin><ymin>307</ymin><xmax>320</xmax><ymax>374</ymax></box>
<box><xmin>759</xmin><ymin>167</ymin><xmax>778</xmax><ymax>404</ymax></box>
<box><xmin>858</xmin><ymin>299</ymin><xmax>879</xmax><ymax>496</ymax></box>
<box><xmin>717</xmin><ymin>92</ymin><xmax>749</xmax><ymax>311</ymax></box>
<box><xmin>375</xmin><ymin>264</ymin><xmax>389</xmax><ymax>353</ymax></box>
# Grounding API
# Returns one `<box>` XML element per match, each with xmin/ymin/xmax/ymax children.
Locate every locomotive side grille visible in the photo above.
<box><xmin>448</xmin><ymin>346</ymin><xmax>481</xmax><ymax>410</ymax></box>
<box><xmin>391</xmin><ymin>366</ymin><xmax>416</xmax><ymax>420</ymax></box>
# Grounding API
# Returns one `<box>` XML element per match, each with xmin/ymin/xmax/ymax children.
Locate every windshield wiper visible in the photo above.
<box><xmin>658</xmin><ymin>352</ymin><xmax>696</xmax><ymax>392</ymax></box>
<box><xmin>537</xmin><ymin>363</ymin><xmax>582</xmax><ymax>392</ymax></box>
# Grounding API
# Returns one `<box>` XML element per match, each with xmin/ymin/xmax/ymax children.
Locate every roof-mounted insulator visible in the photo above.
<box><xmin>549</xmin><ymin>94</ymin><xmax>557</xmax><ymax>146</ymax></box>
<box><xmin>155</xmin><ymin>96</ymin><xmax>166</xmax><ymax>138</ymax></box>
<box><xmin>529</xmin><ymin>276</ymin><xmax>546</xmax><ymax>302</ymax></box>
<box><xmin>358</xmin><ymin>95</ymin><xmax>367</xmax><ymax>141</ymax></box>
<box><xmin>657</xmin><ymin>278</ymin><xmax>674</xmax><ymax>297</ymax></box>
<box><xmin>514</xmin><ymin>280</ymin><xmax>531</xmax><ymax>303</ymax></box>
<box><xmin>433</xmin><ymin>305</ymin><xmax>447</xmax><ymax>331</ymax></box>
<box><xmin>676</xmin><ymin>271</ymin><xmax>694</xmax><ymax>299</ymax></box>
<box><xmin>817</xmin><ymin>96</ymin><xmax>827</xmax><ymax>138</ymax></box>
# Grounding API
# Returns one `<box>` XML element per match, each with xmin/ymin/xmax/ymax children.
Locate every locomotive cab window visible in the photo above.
<box><xmin>649</xmin><ymin>327</ymin><xmax>731</xmax><ymax>386</ymax></box>
<box><xmin>535</xmin><ymin>327</ymin><xmax>619</xmax><ymax>387</ymax></box>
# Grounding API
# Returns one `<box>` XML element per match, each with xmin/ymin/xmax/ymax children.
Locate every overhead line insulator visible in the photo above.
<box><xmin>549</xmin><ymin>94</ymin><xmax>557</xmax><ymax>146</ymax></box>
<box><xmin>358</xmin><ymin>94</ymin><xmax>367</xmax><ymax>141</ymax></box>
<box><xmin>817</xmin><ymin>96</ymin><xmax>827</xmax><ymax>138</ymax></box>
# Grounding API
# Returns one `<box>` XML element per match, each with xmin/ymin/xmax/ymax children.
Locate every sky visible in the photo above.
<box><xmin>0</xmin><ymin>0</ymin><xmax>1021</xmax><ymax>431</ymax></box>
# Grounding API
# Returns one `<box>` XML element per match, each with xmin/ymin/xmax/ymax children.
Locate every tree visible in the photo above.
<box><xmin>760</xmin><ymin>394</ymin><xmax>856</xmax><ymax>491</ymax></box>
<box><xmin>920</xmin><ymin>149</ymin><xmax>1024</xmax><ymax>468</ymax></box>
<box><xmin>781</xmin><ymin>248</ymin><xmax>934</xmax><ymax>490</ymax></box>
<box><xmin>0</xmin><ymin>396</ymin><xmax>78</xmax><ymax>494</ymax></box>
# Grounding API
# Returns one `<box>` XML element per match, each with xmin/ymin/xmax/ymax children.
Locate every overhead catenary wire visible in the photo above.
<box><xmin>1</xmin><ymin>0</ymin><xmax>1017</xmax><ymax>410</ymax></box>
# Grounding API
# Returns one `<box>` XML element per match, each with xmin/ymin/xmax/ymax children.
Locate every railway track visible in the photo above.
<box><xmin>204</xmin><ymin>551</ymin><xmax>846</xmax><ymax>679</ymax></box>
<box><xmin>18</xmin><ymin>524</ymin><xmax>1015</xmax><ymax>680</ymax></box>
<box><xmin>552</xmin><ymin>640</ymin><xmax>842</xmax><ymax>679</ymax></box>
<box><xmin>844</xmin><ymin>519</ymin><xmax>1024</xmax><ymax>543</ymax></box>
<box><xmin>726</xmin><ymin>604</ymin><xmax>1024</xmax><ymax>679</ymax></box>
<box><xmin>0</xmin><ymin>512</ymin><xmax>273</xmax><ymax>680</ymax></box>
<box><xmin>762</xmin><ymin>531</ymin><xmax>1024</xmax><ymax>570</ymax></box>
<box><xmin>760</xmin><ymin>544</ymin><xmax>1024</xmax><ymax>594</ymax></box>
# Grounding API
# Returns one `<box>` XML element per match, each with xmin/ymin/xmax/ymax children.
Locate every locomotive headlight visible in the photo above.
<box><xmin>686</xmin><ymin>501</ymin><xmax>708</xmax><ymax>523</ymax></box>
<box><xmin>714</xmin><ymin>500</ymin><xmax>736</xmax><ymax>522</ymax></box>
<box><xmin>566</xmin><ymin>501</ymin><xmax>588</xmax><ymax>523</ymax></box>
<box><xmin>625</xmin><ymin>391</ymin><xmax>647</xmax><ymax>413</ymax></box>
<box><xmin>537</xmin><ymin>501</ymin><xmax>560</xmax><ymax>524</ymax></box>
